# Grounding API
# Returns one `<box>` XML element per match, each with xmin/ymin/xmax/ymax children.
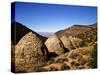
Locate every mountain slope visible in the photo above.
<box><xmin>55</xmin><ymin>23</ymin><xmax>97</xmax><ymax>46</ymax></box>
<box><xmin>11</xmin><ymin>22</ymin><xmax>47</xmax><ymax>45</ymax></box>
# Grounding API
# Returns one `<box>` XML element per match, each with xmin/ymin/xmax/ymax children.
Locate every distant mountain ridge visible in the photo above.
<box><xmin>55</xmin><ymin>23</ymin><xmax>97</xmax><ymax>38</ymax></box>
<box><xmin>38</xmin><ymin>32</ymin><xmax>54</xmax><ymax>37</ymax></box>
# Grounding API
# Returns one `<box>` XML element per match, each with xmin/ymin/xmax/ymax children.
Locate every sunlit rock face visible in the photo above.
<box><xmin>60</xmin><ymin>35</ymin><xmax>82</xmax><ymax>50</ymax></box>
<box><xmin>15</xmin><ymin>32</ymin><xmax>48</xmax><ymax>72</ymax></box>
<box><xmin>60</xmin><ymin>35</ymin><xmax>73</xmax><ymax>50</ymax></box>
<box><xmin>45</xmin><ymin>35</ymin><xmax>65</xmax><ymax>55</ymax></box>
<box><xmin>45</xmin><ymin>34</ymin><xmax>83</xmax><ymax>56</ymax></box>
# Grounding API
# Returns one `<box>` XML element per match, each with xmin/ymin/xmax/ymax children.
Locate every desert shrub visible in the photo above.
<box><xmin>77</xmin><ymin>66</ymin><xmax>85</xmax><ymax>69</ymax></box>
<box><xmin>68</xmin><ymin>50</ymin><xmax>80</xmax><ymax>59</ymax></box>
<box><xmin>47</xmin><ymin>57</ymin><xmax>55</xmax><ymax>65</ymax></box>
<box><xmin>60</xmin><ymin>63</ymin><xmax>70</xmax><ymax>70</ymax></box>
<box><xmin>89</xmin><ymin>44</ymin><xmax>97</xmax><ymax>68</ymax></box>
<box><xmin>47</xmin><ymin>67</ymin><xmax>58</xmax><ymax>71</ymax></box>
<box><xmin>55</xmin><ymin>58</ymin><xmax>65</xmax><ymax>63</ymax></box>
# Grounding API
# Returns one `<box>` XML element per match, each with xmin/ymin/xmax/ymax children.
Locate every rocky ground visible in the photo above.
<box><xmin>11</xmin><ymin>22</ymin><xmax>97</xmax><ymax>73</ymax></box>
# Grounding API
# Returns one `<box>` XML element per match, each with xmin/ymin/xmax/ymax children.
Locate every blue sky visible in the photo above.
<box><xmin>12</xmin><ymin>2</ymin><xmax>97</xmax><ymax>32</ymax></box>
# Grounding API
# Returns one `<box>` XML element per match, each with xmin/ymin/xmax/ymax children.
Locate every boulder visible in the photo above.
<box><xmin>60</xmin><ymin>35</ymin><xmax>82</xmax><ymax>50</ymax></box>
<box><xmin>15</xmin><ymin>32</ymin><xmax>48</xmax><ymax>72</ymax></box>
<box><xmin>45</xmin><ymin>35</ymin><xmax>64</xmax><ymax>55</ymax></box>
<box><xmin>60</xmin><ymin>35</ymin><xmax>73</xmax><ymax>50</ymax></box>
<box><xmin>69</xmin><ymin>36</ymin><xmax>82</xmax><ymax>49</ymax></box>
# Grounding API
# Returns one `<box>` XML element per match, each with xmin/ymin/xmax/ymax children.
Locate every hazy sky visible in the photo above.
<box><xmin>12</xmin><ymin>2</ymin><xmax>97</xmax><ymax>32</ymax></box>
